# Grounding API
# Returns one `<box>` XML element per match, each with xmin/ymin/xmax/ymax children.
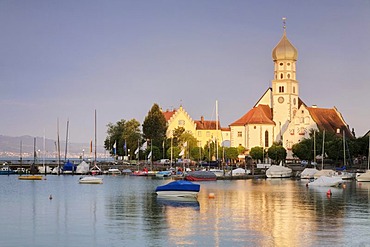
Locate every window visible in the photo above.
<box><xmin>198</xmin><ymin>131</ymin><xmax>202</xmax><ymax>137</ymax></box>
<box><xmin>265</xmin><ymin>130</ymin><xmax>269</xmax><ymax>147</ymax></box>
<box><xmin>178</xmin><ymin>120</ymin><xmax>185</xmax><ymax>126</ymax></box>
<box><xmin>279</xmin><ymin>62</ymin><xmax>283</xmax><ymax>66</ymax></box>
<box><xmin>287</xmin><ymin>73</ymin><xmax>290</xmax><ymax>79</ymax></box>
<box><xmin>280</xmin><ymin>73</ymin><xmax>283</xmax><ymax>79</ymax></box>
<box><xmin>237</xmin><ymin>131</ymin><xmax>242</xmax><ymax>137</ymax></box>
<box><xmin>206</xmin><ymin>131</ymin><xmax>210</xmax><ymax>137</ymax></box>
<box><xmin>293</xmin><ymin>87</ymin><xmax>295</xmax><ymax>94</ymax></box>
<box><xmin>287</xmin><ymin>63</ymin><xmax>290</xmax><ymax>66</ymax></box>
<box><xmin>279</xmin><ymin>86</ymin><xmax>285</xmax><ymax>93</ymax></box>
<box><xmin>254</xmin><ymin>126</ymin><xmax>256</xmax><ymax>129</ymax></box>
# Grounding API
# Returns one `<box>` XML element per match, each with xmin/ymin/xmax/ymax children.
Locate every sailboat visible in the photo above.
<box><xmin>79</xmin><ymin>110</ymin><xmax>103</xmax><ymax>184</ymax></box>
<box><xmin>356</xmin><ymin>136</ymin><xmax>370</xmax><ymax>182</ymax></box>
<box><xmin>19</xmin><ymin>137</ymin><xmax>43</xmax><ymax>180</ymax></box>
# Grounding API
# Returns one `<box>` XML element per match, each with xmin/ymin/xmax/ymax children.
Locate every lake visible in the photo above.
<box><xmin>0</xmin><ymin>175</ymin><xmax>369</xmax><ymax>247</ymax></box>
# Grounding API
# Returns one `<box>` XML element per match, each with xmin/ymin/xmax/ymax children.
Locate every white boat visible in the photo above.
<box><xmin>210</xmin><ymin>169</ymin><xmax>224</xmax><ymax>177</ymax></box>
<box><xmin>79</xmin><ymin>176</ymin><xmax>103</xmax><ymax>184</ymax></box>
<box><xmin>265</xmin><ymin>162</ymin><xmax>292</xmax><ymax>178</ymax></box>
<box><xmin>314</xmin><ymin>169</ymin><xmax>338</xmax><ymax>179</ymax></box>
<box><xmin>300</xmin><ymin>168</ymin><xmax>319</xmax><ymax>179</ymax></box>
<box><xmin>107</xmin><ymin>168</ymin><xmax>121</xmax><ymax>175</ymax></box>
<box><xmin>307</xmin><ymin>176</ymin><xmax>344</xmax><ymax>187</ymax></box>
<box><xmin>227</xmin><ymin>168</ymin><xmax>250</xmax><ymax>176</ymax></box>
<box><xmin>339</xmin><ymin>171</ymin><xmax>356</xmax><ymax>180</ymax></box>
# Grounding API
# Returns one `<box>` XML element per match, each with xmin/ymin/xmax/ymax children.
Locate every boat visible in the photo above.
<box><xmin>356</xmin><ymin>137</ymin><xmax>370</xmax><ymax>182</ymax></box>
<box><xmin>122</xmin><ymin>169</ymin><xmax>133</xmax><ymax>175</ymax></box>
<box><xmin>307</xmin><ymin>176</ymin><xmax>344</xmax><ymax>187</ymax></box>
<box><xmin>155</xmin><ymin>180</ymin><xmax>200</xmax><ymax>198</ymax></box>
<box><xmin>227</xmin><ymin>168</ymin><xmax>249</xmax><ymax>176</ymax></box>
<box><xmin>265</xmin><ymin>162</ymin><xmax>292</xmax><ymax>178</ymax></box>
<box><xmin>155</xmin><ymin>170</ymin><xmax>172</xmax><ymax>178</ymax></box>
<box><xmin>75</xmin><ymin>161</ymin><xmax>90</xmax><ymax>174</ymax></box>
<box><xmin>185</xmin><ymin>170</ymin><xmax>217</xmax><ymax>181</ymax></box>
<box><xmin>0</xmin><ymin>165</ymin><xmax>16</xmax><ymax>175</ymax></box>
<box><xmin>107</xmin><ymin>167</ymin><xmax>122</xmax><ymax>175</ymax></box>
<box><xmin>18</xmin><ymin>137</ymin><xmax>43</xmax><ymax>180</ymax></box>
<box><xmin>79</xmin><ymin>176</ymin><xmax>103</xmax><ymax>184</ymax></box>
<box><xmin>210</xmin><ymin>169</ymin><xmax>224</xmax><ymax>177</ymax></box>
<box><xmin>300</xmin><ymin>168</ymin><xmax>319</xmax><ymax>179</ymax></box>
<box><xmin>314</xmin><ymin>169</ymin><xmax>338</xmax><ymax>179</ymax></box>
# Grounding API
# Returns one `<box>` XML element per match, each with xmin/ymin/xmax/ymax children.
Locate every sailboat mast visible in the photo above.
<box><xmin>216</xmin><ymin>100</ymin><xmax>219</xmax><ymax>162</ymax></box>
<box><xmin>321</xmin><ymin>130</ymin><xmax>325</xmax><ymax>170</ymax></box>
<box><xmin>343</xmin><ymin>131</ymin><xmax>346</xmax><ymax>167</ymax></box>
<box><xmin>313</xmin><ymin>130</ymin><xmax>316</xmax><ymax>163</ymax></box>
<box><xmin>367</xmin><ymin>136</ymin><xmax>370</xmax><ymax>170</ymax></box>
<box><xmin>64</xmin><ymin>119</ymin><xmax>69</xmax><ymax>162</ymax></box>
<box><xmin>94</xmin><ymin>110</ymin><xmax>97</xmax><ymax>167</ymax></box>
<box><xmin>57</xmin><ymin>118</ymin><xmax>61</xmax><ymax>176</ymax></box>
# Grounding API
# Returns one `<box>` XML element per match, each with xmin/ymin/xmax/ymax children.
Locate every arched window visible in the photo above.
<box><xmin>280</xmin><ymin>73</ymin><xmax>283</xmax><ymax>79</ymax></box>
<box><xmin>287</xmin><ymin>73</ymin><xmax>290</xmax><ymax>79</ymax></box>
<box><xmin>265</xmin><ymin>130</ymin><xmax>269</xmax><ymax>147</ymax></box>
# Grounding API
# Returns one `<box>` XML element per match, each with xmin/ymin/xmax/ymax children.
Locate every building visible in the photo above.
<box><xmin>229</xmin><ymin>22</ymin><xmax>352</xmax><ymax>158</ymax></box>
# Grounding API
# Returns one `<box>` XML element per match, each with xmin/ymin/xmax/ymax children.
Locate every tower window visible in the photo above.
<box><xmin>293</xmin><ymin>87</ymin><xmax>295</xmax><ymax>93</ymax></box>
<box><xmin>279</xmin><ymin>62</ymin><xmax>283</xmax><ymax>66</ymax></box>
<box><xmin>287</xmin><ymin>63</ymin><xmax>291</xmax><ymax>66</ymax></box>
<box><xmin>287</xmin><ymin>73</ymin><xmax>290</xmax><ymax>79</ymax></box>
<box><xmin>280</xmin><ymin>73</ymin><xmax>283</xmax><ymax>79</ymax></box>
<box><xmin>279</xmin><ymin>86</ymin><xmax>285</xmax><ymax>93</ymax></box>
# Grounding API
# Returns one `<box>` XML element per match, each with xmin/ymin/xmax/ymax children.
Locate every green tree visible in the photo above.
<box><xmin>250</xmin><ymin>146</ymin><xmax>264</xmax><ymax>163</ymax></box>
<box><xmin>104</xmin><ymin>119</ymin><xmax>141</xmax><ymax>158</ymax></box>
<box><xmin>142</xmin><ymin>103</ymin><xmax>167</xmax><ymax>148</ymax></box>
<box><xmin>224</xmin><ymin>147</ymin><xmax>239</xmax><ymax>162</ymax></box>
<box><xmin>166</xmin><ymin>146</ymin><xmax>181</xmax><ymax>161</ymax></box>
<box><xmin>292</xmin><ymin>138</ymin><xmax>313</xmax><ymax>161</ymax></box>
<box><xmin>268</xmin><ymin>142</ymin><xmax>287</xmax><ymax>164</ymax></box>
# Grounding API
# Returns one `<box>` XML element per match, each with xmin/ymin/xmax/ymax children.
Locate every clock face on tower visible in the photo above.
<box><xmin>278</xmin><ymin>96</ymin><xmax>284</xmax><ymax>103</ymax></box>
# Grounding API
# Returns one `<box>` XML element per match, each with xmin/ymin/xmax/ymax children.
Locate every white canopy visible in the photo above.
<box><xmin>76</xmin><ymin>161</ymin><xmax>90</xmax><ymax>174</ymax></box>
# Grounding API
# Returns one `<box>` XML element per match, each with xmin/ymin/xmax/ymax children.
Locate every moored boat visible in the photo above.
<box><xmin>155</xmin><ymin>170</ymin><xmax>172</xmax><ymax>178</ymax></box>
<box><xmin>0</xmin><ymin>165</ymin><xmax>16</xmax><ymax>175</ymax></box>
<box><xmin>300</xmin><ymin>168</ymin><xmax>319</xmax><ymax>179</ymax></box>
<box><xmin>265</xmin><ymin>162</ymin><xmax>292</xmax><ymax>178</ymax></box>
<box><xmin>185</xmin><ymin>171</ymin><xmax>217</xmax><ymax>181</ymax></box>
<box><xmin>307</xmin><ymin>176</ymin><xmax>344</xmax><ymax>187</ymax></box>
<box><xmin>79</xmin><ymin>176</ymin><xmax>103</xmax><ymax>184</ymax></box>
<box><xmin>18</xmin><ymin>175</ymin><xmax>43</xmax><ymax>180</ymax></box>
<box><xmin>155</xmin><ymin>180</ymin><xmax>200</xmax><ymax>198</ymax></box>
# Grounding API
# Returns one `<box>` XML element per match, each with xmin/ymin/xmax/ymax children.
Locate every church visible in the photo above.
<box><xmin>229</xmin><ymin>21</ymin><xmax>352</xmax><ymax>158</ymax></box>
<box><xmin>162</xmin><ymin>21</ymin><xmax>352</xmax><ymax>159</ymax></box>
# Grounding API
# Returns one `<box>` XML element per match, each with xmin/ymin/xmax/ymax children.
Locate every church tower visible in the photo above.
<box><xmin>271</xmin><ymin>18</ymin><xmax>299</xmax><ymax>142</ymax></box>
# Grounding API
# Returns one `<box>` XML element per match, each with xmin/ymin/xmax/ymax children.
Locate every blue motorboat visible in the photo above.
<box><xmin>155</xmin><ymin>180</ymin><xmax>200</xmax><ymax>198</ymax></box>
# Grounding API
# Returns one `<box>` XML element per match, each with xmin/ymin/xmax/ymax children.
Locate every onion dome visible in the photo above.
<box><xmin>272</xmin><ymin>31</ymin><xmax>298</xmax><ymax>61</ymax></box>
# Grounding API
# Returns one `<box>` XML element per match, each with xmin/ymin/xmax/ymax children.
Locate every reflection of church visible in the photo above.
<box><xmin>162</xmin><ymin>21</ymin><xmax>352</xmax><ymax>159</ymax></box>
<box><xmin>229</xmin><ymin>21</ymin><xmax>352</xmax><ymax>158</ymax></box>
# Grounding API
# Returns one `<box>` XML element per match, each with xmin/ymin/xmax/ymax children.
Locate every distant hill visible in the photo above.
<box><xmin>0</xmin><ymin>135</ymin><xmax>105</xmax><ymax>158</ymax></box>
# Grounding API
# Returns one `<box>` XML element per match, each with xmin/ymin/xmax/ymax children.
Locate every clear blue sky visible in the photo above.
<box><xmin>1</xmin><ymin>0</ymin><xmax>369</xmax><ymax>146</ymax></box>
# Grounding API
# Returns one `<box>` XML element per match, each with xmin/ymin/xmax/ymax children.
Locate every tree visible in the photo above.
<box><xmin>250</xmin><ymin>146</ymin><xmax>264</xmax><ymax>163</ymax></box>
<box><xmin>267</xmin><ymin>142</ymin><xmax>287</xmax><ymax>164</ymax></box>
<box><xmin>224</xmin><ymin>147</ymin><xmax>239</xmax><ymax>162</ymax></box>
<box><xmin>292</xmin><ymin>138</ymin><xmax>313</xmax><ymax>161</ymax></box>
<box><xmin>104</xmin><ymin>119</ymin><xmax>141</xmax><ymax>158</ymax></box>
<box><xmin>142</xmin><ymin>103</ymin><xmax>168</xmax><ymax>148</ymax></box>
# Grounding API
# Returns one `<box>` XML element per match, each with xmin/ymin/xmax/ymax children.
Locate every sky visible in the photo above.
<box><xmin>1</xmin><ymin>0</ymin><xmax>369</xmax><ymax>147</ymax></box>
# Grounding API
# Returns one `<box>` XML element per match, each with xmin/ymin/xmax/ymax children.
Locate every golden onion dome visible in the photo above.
<box><xmin>272</xmin><ymin>31</ymin><xmax>298</xmax><ymax>61</ymax></box>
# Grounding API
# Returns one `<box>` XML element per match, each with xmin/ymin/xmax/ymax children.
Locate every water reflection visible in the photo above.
<box><xmin>156</xmin><ymin>197</ymin><xmax>200</xmax><ymax>209</ymax></box>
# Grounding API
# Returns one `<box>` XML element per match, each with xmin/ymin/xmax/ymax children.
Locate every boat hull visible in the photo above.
<box><xmin>155</xmin><ymin>180</ymin><xmax>200</xmax><ymax>198</ymax></box>
<box><xmin>18</xmin><ymin>175</ymin><xmax>43</xmax><ymax>180</ymax></box>
<box><xmin>79</xmin><ymin>176</ymin><xmax>103</xmax><ymax>184</ymax></box>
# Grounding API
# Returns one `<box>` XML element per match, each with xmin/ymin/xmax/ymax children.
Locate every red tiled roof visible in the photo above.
<box><xmin>162</xmin><ymin>109</ymin><xmax>176</xmax><ymax>121</ymax></box>
<box><xmin>306</xmin><ymin>107</ymin><xmax>352</xmax><ymax>138</ymax></box>
<box><xmin>230</xmin><ymin>104</ymin><xmax>275</xmax><ymax>126</ymax></box>
<box><xmin>195</xmin><ymin>119</ymin><xmax>221</xmax><ymax>130</ymax></box>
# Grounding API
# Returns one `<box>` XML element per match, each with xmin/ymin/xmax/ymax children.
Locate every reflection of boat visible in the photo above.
<box><xmin>307</xmin><ymin>176</ymin><xmax>343</xmax><ymax>187</ymax></box>
<box><xmin>155</xmin><ymin>180</ymin><xmax>200</xmax><ymax>198</ymax></box>
<box><xmin>185</xmin><ymin>171</ymin><xmax>217</xmax><ymax>181</ymax></box>
<box><xmin>79</xmin><ymin>176</ymin><xmax>103</xmax><ymax>184</ymax></box>
<box><xmin>265</xmin><ymin>162</ymin><xmax>292</xmax><ymax>178</ymax></box>
<box><xmin>155</xmin><ymin>171</ymin><xmax>172</xmax><ymax>178</ymax></box>
<box><xmin>156</xmin><ymin>197</ymin><xmax>200</xmax><ymax>209</ymax></box>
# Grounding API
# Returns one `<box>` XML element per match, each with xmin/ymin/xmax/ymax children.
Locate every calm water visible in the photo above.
<box><xmin>1</xmin><ymin>175</ymin><xmax>370</xmax><ymax>247</ymax></box>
